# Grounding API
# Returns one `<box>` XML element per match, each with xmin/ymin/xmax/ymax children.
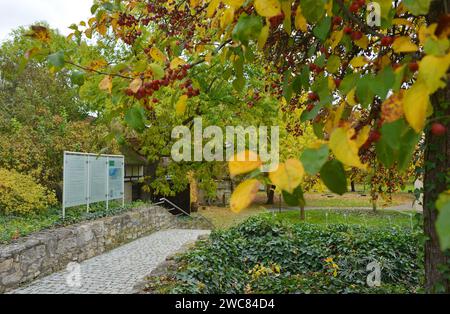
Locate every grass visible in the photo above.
<box><xmin>0</xmin><ymin>200</ymin><xmax>146</xmax><ymax>244</ymax></box>
<box><xmin>198</xmin><ymin>205</ymin><xmax>269</xmax><ymax>229</ymax></box>
<box><xmin>267</xmin><ymin>209</ymin><xmax>423</xmax><ymax>229</ymax></box>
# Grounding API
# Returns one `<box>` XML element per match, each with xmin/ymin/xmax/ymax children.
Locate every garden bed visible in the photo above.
<box><xmin>141</xmin><ymin>216</ymin><xmax>424</xmax><ymax>294</ymax></box>
<box><xmin>0</xmin><ymin>201</ymin><xmax>145</xmax><ymax>244</ymax></box>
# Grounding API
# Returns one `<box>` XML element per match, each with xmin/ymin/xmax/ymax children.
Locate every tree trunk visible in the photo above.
<box><xmin>423</xmin><ymin>0</ymin><xmax>450</xmax><ymax>293</ymax></box>
<box><xmin>351</xmin><ymin>181</ymin><xmax>356</xmax><ymax>192</ymax></box>
<box><xmin>266</xmin><ymin>185</ymin><xmax>275</xmax><ymax>205</ymax></box>
<box><xmin>300</xmin><ymin>206</ymin><xmax>306</xmax><ymax>221</ymax></box>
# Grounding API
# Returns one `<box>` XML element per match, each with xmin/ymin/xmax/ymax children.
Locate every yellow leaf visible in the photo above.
<box><xmin>381</xmin><ymin>92</ymin><xmax>404</xmax><ymax>123</ymax></box>
<box><xmin>150</xmin><ymin>47</ymin><xmax>167</xmax><ymax>63</ymax></box>
<box><xmin>170</xmin><ymin>57</ymin><xmax>186</xmax><ymax>70</ymax></box>
<box><xmin>129</xmin><ymin>78</ymin><xmax>142</xmax><ymax>93</ymax></box>
<box><xmin>346</xmin><ymin>88</ymin><xmax>358</xmax><ymax>106</ymax></box>
<box><xmin>254</xmin><ymin>0</ymin><xmax>281</xmax><ymax>18</ymax></box>
<box><xmin>281</xmin><ymin>0</ymin><xmax>292</xmax><ymax>34</ymax></box>
<box><xmin>328</xmin><ymin>75</ymin><xmax>336</xmax><ymax>90</ymax></box>
<box><xmin>329</xmin><ymin>30</ymin><xmax>343</xmax><ymax>50</ymax></box>
<box><xmin>176</xmin><ymin>95</ymin><xmax>189</xmax><ymax>116</ymax></box>
<box><xmin>223</xmin><ymin>0</ymin><xmax>244</xmax><ymax>8</ymax></box>
<box><xmin>229</xmin><ymin>150</ymin><xmax>262</xmax><ymax>177</ymax></box>
<box><xmin>419</xmin><ymin>24</ymin><xmax>438</xmax><ymax>46</ymax></box>
<box><xmin>190</xmin><ymin>0</ymin><xmax>201</xmax><ymax>8</ymax></box>
<box><xmin>294</xmin><ymin>6</ymin><xmax>308</xmax><ymax>32</ymax></box>
<box><xmin>220</xmin><ymin>7</ymin><xmax>235</xmax><ymax>29</ymax></box>
<box><xmin>207</xmin><ymin>0</ymin><xmax>220</xmax><ymax>17</ymax></box>
<box><xmin>330</xmin><ymin>128</ymin><xmax>366</xmax><ymax>169</ymax></box>
<box><xmin>392</xmin><ymin>36</ymin><xmax>418</xmax><ymax>53</ymax></box>
<box><xmin>417</xmin><ymin>54</ymin><xmax>450</xmax><ymax>94</ymax></box>
<box><xmin>333</xmin><ymin>102</ymin><xmax>345</xmax><ymax>127</ymax></box>
<box><xmin>269</xmin><ymin>159</ymin><xmax>304</xmax><ymax>194</ymax></box>
<box><xmin>350</xmin><ymin>56</ymin><xmax>368</xmax><ymax>68</ymax></box>
<box><xmin>258</xmin><ymin>25</ymin><xmax>270</xmax><ymax>50</ymax></box>
<box><xmin>230</xmin><ymin>179</ymin><xmax>260</xmax><ymax>213</ymax></box>
<box><xmin>403</xmin><ymin>82</ymin><xmax>430</xmax><ymax>133</ymax></box>
<box><xmin>392</xmin><ymin>18</ymin><xmax>414</xmax><ymax>28</ymax></box>
<box><xmin>355</xmin><ymin>126</ymin><xmax>371</xmax><ymax>148</ymax></box>
<box><xmin>355</xmin><ymin>35</ymin><xmax>369</xmax><ymax>49</ymax></box>
<box><xmin>99</xmin><ymin>76</ymin><xmax>112</xmax><ymax>93</ymax></box>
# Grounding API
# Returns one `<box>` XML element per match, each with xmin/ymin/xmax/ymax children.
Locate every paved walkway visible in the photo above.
<box><xmin>9</xmin><ymin>229</ymin><xmax>210</xmax><ymax>294</ymax></box>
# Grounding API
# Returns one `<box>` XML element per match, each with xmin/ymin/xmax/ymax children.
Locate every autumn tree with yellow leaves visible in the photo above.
<box><xmin>25</xmin><ymin>0</ymin><xmax>449</xmax><ymax>292</ymax></box>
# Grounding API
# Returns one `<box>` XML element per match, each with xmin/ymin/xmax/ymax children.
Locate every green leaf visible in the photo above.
<box><xmin>320</xmin><ymin>160</ymin><xmax>348</xmax><ymax>195</ymax></box>
<box><xmin>313</xmin><ymin>17</ymin><xmax>331</xmax><ymax>42</ymax></box>
<box><xmin>47</xmin><ymin>51</ymin><xmax>65</xmax><ymax>69</ymax></box>
<box><xmin>327</xmin><ymin>55</ymin><xmax>341</xmax><ymax>74</ymax></box>
<box><xmin>403</xmin><ymin>0</ymin><xmax>431</xmax><ymax>15</ymax></box>
<box><xmin>301</xmin><ymin>144</ymin><xmax>329</xmax><ymax>176</ymax></box>
<box><xmin>149</xmin><ymin>63</ymin><xmax>165</xmax><ymax>80</ymax></box>
<box><xmin>339</xmin><ymin>73</ymin><xmax>358</xmax><ymax>95</ymax></box>
<box><xmin>70</xmin><ymin>70</ymin><xmax>85</xmax><ymax>86</ymax></box>
<box><xmin>436</xmin><ymin>192</ymin><xmax>450</xmax><ymax>251</ymax></box>
<box><xmin>313</xmin><ymin>122</ymin><xmax>325</xmax><ymax>139</ymax></box>
<box><xmin>125</xmin><ymin>106</ymin><xmax>146</xmax><ymax>132</ymax></box>
<box><xmin>301</xmin><ymin>104</ymin><xmax>323</xmax><ymax>122</ymax></box>
<box><xmin>356</xmin><ymin>74</ymin><xmax>375</xmax><ymax>108</ymax></box>
<box><xmin>232</xmin><ymin>15</ymin><xmax>263</xmax><ymax>44</ymax></box>
<box><xmin>90</xmin><ymin>4</ymin><xmax>99</xmax><ymax>14</ymax></box>
<box><xmin>376</xmin><ymin>119</ymin><xmax>420</xmax><ymax>171</ymax></box>
<box><xmin>283</xmin><ymin>186</ymin><xmax>306</xmax><ymax>207</ymax></box>
<box><xmin>283</xmin><ymin>70</ymin><xmax>293</xmax><ymax>102</ymax></box>
<box><xmin>301</xmin><ymin>0</ymin><xmax>326</xmax><ymax>23</ymax></box>
<box><xmin>371</xmin><ymin>66</ymin><xmax>395</xmax><ymax>100</ymax></box>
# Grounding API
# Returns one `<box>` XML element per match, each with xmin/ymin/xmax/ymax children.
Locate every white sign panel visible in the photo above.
<box><xmin>63</xmin><ymin>152</ymin><xmax>125</xmax><ymax>218</ymax></box>
<box><xmin>64</xmin><ymin>154</ymin><xmax>88</xmax><ymax>208</ymax></box>
<box><xmin>89</xmin><ymin>156</ymin><xmax>108</xmax><ymax>203</ymax></box>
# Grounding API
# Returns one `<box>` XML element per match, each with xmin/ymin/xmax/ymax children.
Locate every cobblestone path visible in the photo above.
<box><xmin>9</xmin><ymin>229</ymin><xmax>210</xmax><ymax>294</ymax></box>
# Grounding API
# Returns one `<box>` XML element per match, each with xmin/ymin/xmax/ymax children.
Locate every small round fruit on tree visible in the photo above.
<box><xmin>332</xmin><ymin>16</ymin><xmax>343</xmax><ymax>26</ymax></box>
<box><xmin>380</xmin><ymin>36</ymin><xmax>393</xmax><ymax>47</ymax></box>
<box><xmin>431</xmin><ymin>123</ymin><xmax>447</xmax><ymax>136</ymax></box>
<box><xmin>334</xmin><ymin>78</ymin><xmax>342</xmax><ymax>88</ymax></box>
<box><xmin>349</xmin><ymin>2</ymin><xmax>360</xmax><ymax>13</ymax></box>
<box><xmin>409</xmin><ymin>62</ymin><xmax>419</xmax><ymax>72</ymax></box>
<box><xmin>344</xmin><ymin>26</ymin><xmax>353</xmax><ymax>34</ymax></box>
<box><xmin>351</xmin><ymin>31</ymin><xmax>363</xmax><ymax>41</ymax></box>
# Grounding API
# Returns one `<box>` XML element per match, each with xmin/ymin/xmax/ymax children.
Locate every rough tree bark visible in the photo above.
<box><xmin>266</xmin><ymin>185</ymin><xmax>275</xmax><ymax>205</ymax></box>
<box><xmin>423</xmin><ymin>1</ymin><xmax>450</xmax><ymax>293</ymax></box>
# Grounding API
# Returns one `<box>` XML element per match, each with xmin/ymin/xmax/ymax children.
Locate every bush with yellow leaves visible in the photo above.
<box><xmin>0</xmin><ymin>168</ymin><xmax>57</xmax><ymax>216</ymax></box>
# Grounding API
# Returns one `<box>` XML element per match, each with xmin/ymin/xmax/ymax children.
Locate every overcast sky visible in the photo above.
<box><xmin>0</xmin><ymin>0</ymin><xmax>93</xmax><ymax>42</ymax></box>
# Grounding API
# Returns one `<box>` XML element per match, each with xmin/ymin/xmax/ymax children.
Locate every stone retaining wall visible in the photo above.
<box><xmin>0</xmin><ymin>205</ymin><xmax>208</xmax><ymax>293</ymax></box>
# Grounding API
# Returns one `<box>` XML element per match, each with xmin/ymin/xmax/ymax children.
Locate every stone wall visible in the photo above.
<box><xmin>0</xmin><ymin>205</ymin><xmax>208</xmax><ymax>293</ymax></box>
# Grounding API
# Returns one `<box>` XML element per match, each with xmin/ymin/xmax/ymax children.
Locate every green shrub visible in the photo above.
<box><xmin>0</xmin><ymin>168</ymin><xmax>57</xmax><ymax>216</ymax></box>
<box><xmin>147</xmin><ymin>216</ymin><xmax>424</xmax><ymax>294</ymax></box>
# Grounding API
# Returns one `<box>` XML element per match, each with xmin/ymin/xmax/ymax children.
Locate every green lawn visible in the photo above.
<box><xmin>267</xmin><ymin>209</ymin><xmax>422</xmax><ymax>229</ymax></box>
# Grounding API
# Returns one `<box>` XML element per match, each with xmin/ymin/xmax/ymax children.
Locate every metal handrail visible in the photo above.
<box><xmin>159</xmin><ymin>198</ymin><xmax>191</xmax><ymax>217</ymax></box>
<box><xmin>159</xmin><ymin>198</ymin><xmax>216</xmax><ymax>230</ymax></box>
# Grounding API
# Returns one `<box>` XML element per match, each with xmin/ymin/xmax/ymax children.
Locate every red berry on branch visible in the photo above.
<box><xmin>306</xmin><ymin>104</ymin><xmax>315</xmax><ymax>112</ymax></box>
<box><xmin>308</xmin><ymin>92</ymin><xmax>319</xmax><ymax>101</ymax></box>
<box><xmin>351</xmin><ymin>31</ymin><xmax>363</xmax><ymax>40</ymax></box>
<box><xmin>380</xmin><ymin>36</ymin><xmax>394</xmax><ymax>47</ymax></box>
<box><xmin>349</xmin><ymin>2</ymin><xmax>360</xmax><ymax>13</ymax></box>
<box><xmin>332</xmin><ymin>16</ymin><xmax>343</xmax><ymax>26</ymax></box>
<box><xmin>357</xmin><ymin>0</ymin><xmax>366</xmax><ymax>6</ymax></box>
<box><xmin>431</xmin><ymin>123</ymin><xmax>447</xmax><ymax>136</ymax></box>
<box><xmin>344</xmin><ymin>26</ymin><xmax>353</xmax><ymax>34</ymax></box>
<box><xmin>334</xmin><ymin>78</ymin><xmax>342</xmax><ymax>88</ymax></box>
<box><xmin>409</xmin><ymin>62</ymin><xmax>419</xmax><ymax>72</ymax></box>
